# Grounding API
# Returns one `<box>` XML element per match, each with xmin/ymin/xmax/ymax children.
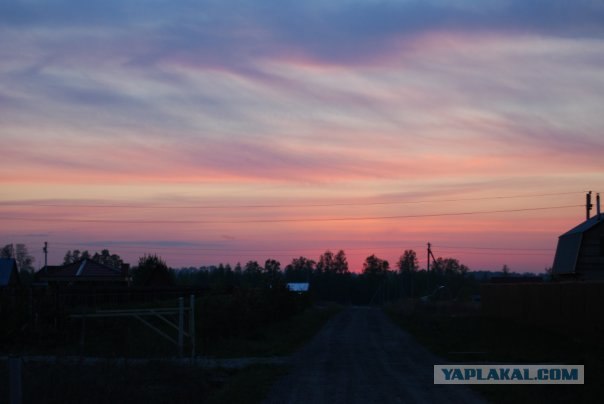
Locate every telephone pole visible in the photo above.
<box><xmin>426</xmin><ymin>242</ymin><xmax>436</xmax><ymax>293</ymax></box>
<box><xmin>43</xmin><ymin>242</ymin><xmax>48</xmax><ymax>273</ymax></box>
<box><xmin>586</xmin><ymin>191</ymin><xmax>593</xmax><ymax>220</ymax></box>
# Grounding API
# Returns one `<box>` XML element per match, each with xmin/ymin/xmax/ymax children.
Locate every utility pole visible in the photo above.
<box><xmin>586</xmin><ymin>191</ymin><xmax>593</xmax><ymax>221</ymax></box>
<box><xmin>427</xmin><ymin>242</ymin><xmax>431</xmax><ymax>273</ymax></box>
<box><xmin>43</xmin><ymin>242</ymin><xmax>48</xmax><ymax>273</ymax></box>
<box><xmin>426</xmin><ymin>242</ymin><xmax>436</xmax><ymax>294</ymax></box>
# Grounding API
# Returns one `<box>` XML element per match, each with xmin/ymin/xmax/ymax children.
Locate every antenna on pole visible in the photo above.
<box><xmin>597</xmin><ymin>193</ymin><xmax>601</xmax><ymax>221</ymax></box>
<box><xmin>586</xmin><ymin>191</ymin><xmax>593</xmax><ymax>221</ymax></box>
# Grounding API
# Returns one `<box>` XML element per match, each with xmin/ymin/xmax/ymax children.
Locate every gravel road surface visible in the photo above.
<box><xmin>264</xmin><ymin>306</ymin><xmax>486</xmax><ymax>404</ymax></box>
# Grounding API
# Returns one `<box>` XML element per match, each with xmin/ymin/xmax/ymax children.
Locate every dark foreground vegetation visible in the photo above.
<box><xmin>1</xmin><ymin>299</ymin><xmax>338</xmax><ymax>404</ymax></box>
<box><xmin>386</xmin><ymin>301</ymin><xmax>604</xmax><ymax>404</ymax></box>
<box><xmin>0</xmin><ymin>359</ymin><xmax>288</xmax><ymax>404</ymax></box>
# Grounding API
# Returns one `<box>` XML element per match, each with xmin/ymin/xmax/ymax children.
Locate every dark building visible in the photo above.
<box><xmin>36</xmin><ymin>259</ymin><xmax>130</xmax><ymax>287</ymax></box>
<box><xmin>0</xmin><ymin>258</ymin><xmax>20</xmax><ymax>288</ymax></box>
<box><xmin>552</xmin><ymin>196</ymin><xmax>604</xmax><ymax>280</ymax></box>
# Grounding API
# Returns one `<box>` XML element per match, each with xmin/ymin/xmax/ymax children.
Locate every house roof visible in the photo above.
<box><xmin>552</xmin><ymin>216</ymin><xmax>603</xmax><ymax>275</ymax></box>
<box><xmin>0</xmin><ymin>258</ymin><xmax>19</xmax><ymax>286</ymax></box>
<box><xmin>36</xmin><ymin>259</ymin><xmax>125</xmax><ymax>282</ymax></box>
<box><xmin>560</xmin><ymin>215</ymin><xmax>603</xmax><ymax>236</ymax></box>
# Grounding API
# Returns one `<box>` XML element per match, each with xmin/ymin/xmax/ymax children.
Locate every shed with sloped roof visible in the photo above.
<box><xmin>552</xmin><ymin>215</ymin><xmax>604</xmax><ymax>280</ymax></box>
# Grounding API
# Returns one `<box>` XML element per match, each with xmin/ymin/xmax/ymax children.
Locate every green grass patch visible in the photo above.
<box><xmin>386</xmin><ymin>302</ymin><xmax>604</xmax><ymax>404</ymax></box>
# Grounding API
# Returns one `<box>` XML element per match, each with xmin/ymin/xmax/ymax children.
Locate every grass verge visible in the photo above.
<box><xmin>385</xmin><ymin>302</ymin><xmax>604</xmax><ymax>403</ymax></box>
<box><xmin>205</xmin><ymin>365</ymin><xmax>289</xmax><ymax>404</ymax></box>
<box><xmin>203</xmin><ymin>304</ymin><xmax>342</xmax><ymax>358</ymax></box>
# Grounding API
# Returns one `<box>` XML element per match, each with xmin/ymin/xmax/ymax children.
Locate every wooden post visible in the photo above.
<box><xmin>190</xmin><ymin>295</ymin><xmax>196</xmax><ymax>359</ymax></box>
<box><xmin>9</xmin><ymin>356</ymin><xmax>22</xmax><ymax>404</ymax></box>
<box><xmin>178</xmin><ymin>297</ymin><xmax>184</xmax><ymax>357</ymax></box>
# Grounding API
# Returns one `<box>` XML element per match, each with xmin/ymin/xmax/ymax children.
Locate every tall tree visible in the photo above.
<box><xmin>317</xmin><ymin>250</ymin><xmax>335</xmax><ymax>273</ymax></box>
<box><xmin>397</xmin><ymin>250</ymin><xmax>418</xmax><ymax>273</ymax></box>
<box><xmin>285</xmin><ymin>256</ymin><xmax>315</xmax><ymax>281</ymax></box>
<box><xmin>362</xmin><ymin>254</ymin><xmax>390</xmax><ymax>276</ymax></box>
<box><xmin>92</xmin><ymin>249</ymin><xmax>123</xmax><ymax>269</ymax></box>
<box><xmin>244</xmin><ymin>260</ymin><xmax>262</xmax><ymax>275</ymax></box>
<box><xmin>1</xmin><ymin>243</ymin><xmax>35</xmax><ymax>272</ymax></box>
<box><xmin>333</xmin><ymin>250</ymin><xmax>349</xmax><ymax>274</ymax></box>
<box><xmin>432</xmin><ymin>257</ymin><xmax>469</xmax><ymax>275</ymax></box>
<box><xmin>0</xmin><ymin>244</ymin><xmax>14</xmax><ymax>259</ymax></box>
<box><xmin>132</xmin><ymin>254</ymin><xmax>173</xmax><ymax>286</ymax></box>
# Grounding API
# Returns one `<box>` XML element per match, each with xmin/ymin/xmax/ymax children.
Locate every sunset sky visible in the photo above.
<box><xmin>1</xmin><ymin>0</ymin><xmax>603</xmax><ymax>272</ymax></box>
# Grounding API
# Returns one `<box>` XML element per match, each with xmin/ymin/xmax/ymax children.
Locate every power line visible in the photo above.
<box><xmin>47</xmin><ymin>241</ymin><xmax>554</xmax><ymax>253</ymax></box>
<box><xmin>435</xmin><ymin>245</ymin><xmax>553</xmax><ymax>251</ymax></box>
<box><xmin>0</xmin><ymin>190</ymin><xmax>587</xmax><ymax>210</ymax></box>
<box><xmin>0</xmin><ymin>204</ymin><xmax>583</xmax><ymax>224</ymax></box>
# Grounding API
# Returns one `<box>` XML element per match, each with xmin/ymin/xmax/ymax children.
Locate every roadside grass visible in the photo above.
<box><xmin>203</xmin><ymin>304</ymin><xmax>341</xmax><ymax>358</ymax></box>
<box><xmin>205</xmin><ymin>365</ymin><xmax>289</xmax><ymax>404</ymax></box>
<box><xmin>386</xmin><ymin>302</ymin><xmax>604</xmax><ymax>403</ymax></box>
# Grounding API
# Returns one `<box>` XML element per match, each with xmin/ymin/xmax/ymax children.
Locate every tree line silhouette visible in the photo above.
<box><xmin>2</xmin><ymin>242</ymin><xmax>476</xmax><ymax>303</ymax></box>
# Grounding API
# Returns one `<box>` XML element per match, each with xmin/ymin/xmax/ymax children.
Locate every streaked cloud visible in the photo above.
<box><xmin>1</xmin><ymin>1</ymin><xmax>602</xmax><ymax>271</ymax></box>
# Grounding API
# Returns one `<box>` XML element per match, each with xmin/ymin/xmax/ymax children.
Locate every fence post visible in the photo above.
<box><xmin>178</xmin><ymin>297</ymin><xmax>184</xmax><ymax>357</ymax></box>
<box><xmin>190</xmin><ymin>294</ymin><xmax>196</xmax><ymax>359</ymax></box>
<box><xmin>9</xmin><ymin>356</ymin><xmax>23</xmax><ymax>404</ymax></box>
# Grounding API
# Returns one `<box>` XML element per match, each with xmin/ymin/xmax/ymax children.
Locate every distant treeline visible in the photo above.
<box><xmin>168</xmin><ymin>249</ymin><xmax>478</xmax><ymax>304</ymax></box>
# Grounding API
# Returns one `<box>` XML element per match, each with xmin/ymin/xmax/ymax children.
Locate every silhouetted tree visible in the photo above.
<box><xmin>243</xmin><ymin>260</ymin><xmax>263</xmax><ymax>287</ymax></box>
<box><xmin>317</xmin><ymin>250</ymin><xmax>335</xmax><ymax>273</ymax></box>
<box><xmin>362</xmin><ymin>254</ymin><xmax>390</xmax><ymax>276</ymax></box>
<box><xmin>264</xmin><ymin>259</ymin><xmax>281</xmax><ymax>286</ymax></box>
<box><xmin>93</xmin><ymin>249</ymin><xmax>123</xmax><ymax>269</ymax></box>
<box><xmin>63</xmin><ymin>249</ymin><xmax>91</xmax><ymax>264</ymax></box>
<box><xmin>432</xmin><ymin>257</ymin><xmax>469</xmax><ymax>276</ymax></box>
<box><xmin>333</xmin><ymin>250</ymin><xmax>349</xmax><ymax>274</ymax></box>
<box><xmin>285</xmin><ymin>256</ymin><xmax>315</xmax><ymax>282</ymax></box>
<box><xmin>397</xmin><ymin>249</ymin><xmax>418</xmax><ymax>273</ymax></box>
<box><xmin>0</xmin><ymin>244</ymin><xmax>12</xmax><ymax>259</ymax></box>
<box><xmin>502</xmin><ymin>264</ymin><xmax>510</xmax><ymax>277</ymax></box>
<box><xmin>133</xmin><ymin>254</ymin><xmax>173</xmax><ymax>286</ymax></box>
<box><xmin>1</xmin><ymin>243</ymin><xmax>35</xmax><ymax>273</ymax></box>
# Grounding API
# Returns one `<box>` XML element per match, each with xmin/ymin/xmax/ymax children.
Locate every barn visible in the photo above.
<box><xmin>552</xmin><ymin>213</ymin><xmax>604</xmax><ymax>280</ymax></box>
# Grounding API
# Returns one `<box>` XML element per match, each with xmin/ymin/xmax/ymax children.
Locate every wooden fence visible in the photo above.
<box><xmin>481</xmin><ymin>282</ymin><xmax>604</xmax><ymax>335</ymax></box>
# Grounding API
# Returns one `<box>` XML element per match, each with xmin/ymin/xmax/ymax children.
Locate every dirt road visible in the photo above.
<box><xmin>264</xmin><ymin>306</ymin><xmax>485</xmax><ymax>403</ymax></box>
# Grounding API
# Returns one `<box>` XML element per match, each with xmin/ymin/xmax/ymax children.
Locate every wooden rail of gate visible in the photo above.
<box><xmin>70</xmin><ymin>295</ymin><xmax>196</xmax><ymax>358</ymax></box>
